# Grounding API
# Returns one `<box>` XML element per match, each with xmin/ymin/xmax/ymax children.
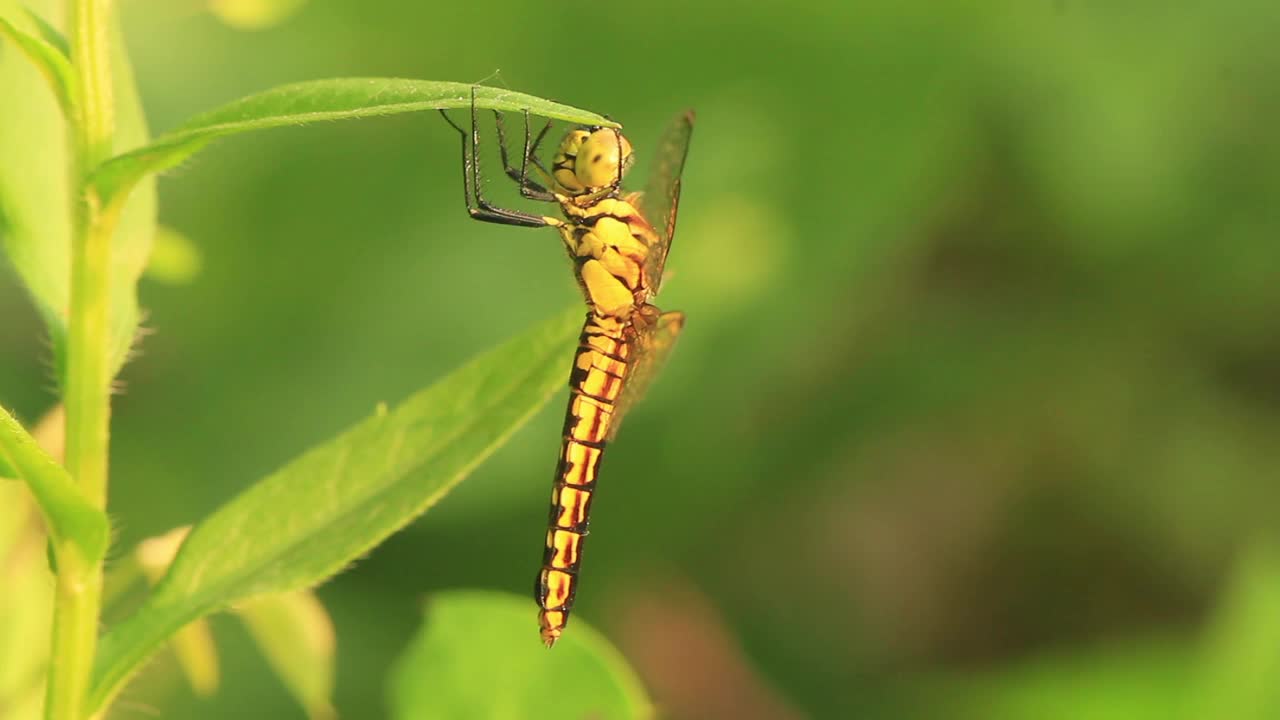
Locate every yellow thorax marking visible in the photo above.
<box><xmin>579</xmin><ymin>260</ymin><xmax>635</xmax><ymax>317</ymax></box>
<box><xmin>557</xmin><ymin>196</ymin><xmax>654</xmax><ymax>310</ymax></box>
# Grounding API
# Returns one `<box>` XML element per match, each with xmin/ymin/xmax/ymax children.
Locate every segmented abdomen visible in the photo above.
<box><xmin>535</xmin><ymin>313</ymin><xmax>631</xmax><ymax>647</ymax></box>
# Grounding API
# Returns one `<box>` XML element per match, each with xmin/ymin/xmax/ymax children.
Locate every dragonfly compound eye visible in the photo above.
<box><xmin>553</xmin><ymin>129</ymin><xmax>591</xmax><ymax>193</ymax></box>
<box><xmin>575</xmin><ymin>129</ymin><xmax>634</xmax><ymax>189</ymax></box>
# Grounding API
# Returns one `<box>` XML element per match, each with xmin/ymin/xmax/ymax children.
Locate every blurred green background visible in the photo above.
<box><xmin>4</xmin><ymin>0</ymin><xmax>1280</xmax><ymax>718</ymax></box>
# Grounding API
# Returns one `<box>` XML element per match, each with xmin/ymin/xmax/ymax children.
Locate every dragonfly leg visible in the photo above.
<box><xmin>521</xmin><ymin>109</ymin><xmax>558</xmax><ymax>187</ymax></box>
<box><xmin>437</xmin><ymin>88</ymin><xmax>550</xmax><ymax>228</ymax></box>
<box><xmin>493</xmin><ymin>110</ymin><xmax>557</xmax><ymax>201</ymax></box>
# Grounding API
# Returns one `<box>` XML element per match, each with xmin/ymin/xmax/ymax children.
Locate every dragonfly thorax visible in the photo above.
<box><xmin>552</xmin><ymin>127</ymin><xmax>634</xmax><ymax>196</ymax></box>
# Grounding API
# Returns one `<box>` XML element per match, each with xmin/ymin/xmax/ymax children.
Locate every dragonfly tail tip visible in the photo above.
<box><xmin>541</xmin><ymin>628</ymin><xmax>561</xmax><ymax>648</ymax></box>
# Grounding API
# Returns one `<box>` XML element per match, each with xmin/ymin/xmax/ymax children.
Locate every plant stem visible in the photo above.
<box><xmin>48</xmin><ymin>0</ymin><xmax>116</xmax><ymax>717</ymax></box>
<box><xmin>70</xmin><ymin>0</ymin><xmax>115</xmax><ymax>169</ymax></box>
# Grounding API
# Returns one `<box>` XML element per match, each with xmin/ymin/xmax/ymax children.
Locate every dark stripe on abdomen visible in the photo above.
<box><xmin>536</xmin><ymin>314</ymin><xmax>629</xmax><ymax>646</ymax></box>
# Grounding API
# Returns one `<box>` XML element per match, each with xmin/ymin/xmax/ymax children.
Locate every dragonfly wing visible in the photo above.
<box><xmin>607</xmin><ymin>311</ymin><xmax>686</xmax><ymax>441</ymax></box>
<box><xmin>639</xmin><ymin>111</ymin><xmax>695</xmax><ymax>293</ymax></box>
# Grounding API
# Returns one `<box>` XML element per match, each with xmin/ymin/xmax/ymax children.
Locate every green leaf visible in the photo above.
<box><xmin>88</xmin><ymin>307</ymin><xmax>585</xmax><ymax>715</ymax></box>
<box><xmin>16</xmin><ymin>4</ymin><xmax>66</xmax><ymax>55</ymax></box>
<box><xmin>166</xmin><ymin>616</ymin><xmax>220</xmax><ymax>697</ymax></box>
<box><xmin>389</xmin><ymin>591</ymin><xmax>652</xmax><ymax>720</ymax></box>
<box><xmin>0</xmin><ymin>2</ymin><xmax>154</xmax><ymax>384</ymax></box>
<box><xmin>131</xmin><ymin>529</ymin><xmax>337</xmax><ymax>712</ymax></box>
<box><xmin>88</xmin><ymin>79</ymin><xmax>620</xmax><ymax>211</ymax></box>
<box><xmin>0</xmin><ymin>406</ymin><xmax>109</xmax><ymax>572</ymax></box>
<box><xmin>0</xmin><ymin>3</ymin><xmax>75</xmax><ymax>114</ymax></box>
<box><xmin>135</xmin><ymin>527</ymin><xmax>220</xmax><ymax>697</ymax></box>
<box><xmin>235</xmin><ymin>591</ymin><xmax>336</xmax><ymax>720</ymax></box>
<box><xmin>0</xmin><ymin>483</ymin><xmax>55</xmax><ymax>720</ymax></box>
<box><xmin>0</xmin><ymin>0</ymin><xmax>72</xmax><ymax>378</ymax></box>
<box><xmin>1193</xmin><ymin>539</ymin><xmax>1280</xmax><ymax>720</ymax></box>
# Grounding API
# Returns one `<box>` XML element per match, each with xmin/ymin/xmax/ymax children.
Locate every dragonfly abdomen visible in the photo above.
<box><xmin>536</xmin><ymin>313</ymin><xmax>632</xmax><ymax>647</ymax></box>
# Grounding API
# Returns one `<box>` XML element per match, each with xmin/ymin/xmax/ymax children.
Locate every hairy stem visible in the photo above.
<box><xmin>69</xmin><ymin>0</ymin><xmax>115</xmax><ymax>169</ymax></box>
<box><xmin>47</xmin><ymin>0</ymin><xmax>116</xmax><ymax>717</ymax></box>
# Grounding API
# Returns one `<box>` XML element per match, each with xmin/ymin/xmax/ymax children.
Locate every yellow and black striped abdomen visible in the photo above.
<box><xmin>536</xmin><ymin>313</ymin><xmax>632</xmax><ymax>647</ymax></box>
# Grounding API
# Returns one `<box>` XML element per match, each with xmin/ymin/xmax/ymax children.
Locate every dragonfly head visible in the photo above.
<box><xmin>553</xmin><ymin>127</ymin><xmax>634</xmax><ymax>196</ymax></box>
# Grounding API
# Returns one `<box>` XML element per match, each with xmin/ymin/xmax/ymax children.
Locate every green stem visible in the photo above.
<box><xmin>44</xmin><ymin>557</ymin><xmax>104</xmax><ymax>720</ymax></box>
<box><xmin>47</xmin><ymin>0</ymin><xmax>117</xmax><ymax>717</ymax></box>
<box><xmin>70</xmin><ymin>0</ymin><xmax>115</xmax><ymax>168</ymax></box>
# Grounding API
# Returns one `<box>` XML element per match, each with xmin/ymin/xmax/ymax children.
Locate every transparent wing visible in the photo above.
<box><xmin>607</xmin><ymin>311</ymin><xmax>686</xmax><ymax>441</ymax></box>
<box><xmin>638</xmin><ymin>111</ymin><xmax>695</xmax><ymax>293</ymax></box>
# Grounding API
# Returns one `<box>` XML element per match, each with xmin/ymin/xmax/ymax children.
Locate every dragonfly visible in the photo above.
<box><xmin>441</xmin><ymin>91</ymin><xmax>694</xmax><ymax>646</ymax></box>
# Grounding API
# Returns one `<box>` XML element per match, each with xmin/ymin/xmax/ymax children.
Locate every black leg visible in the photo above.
<box><xmin>522</xmin><ymin>109</ymin><xmax>556</xmax><ymax>188</ymax></box>
<box><xmin>494</xmin><ymin>110</ymin><xmax>556</xmax><ymax>201</ymax></box>
<box><xmin>437</xmin><ymin>88</ymin><xmax>551</xmax><ymax>228</ymax></box>
<box><xmin>465</xmin><ymin>87</ymin><xmax>551</xmax><ymax>223</ymax></box>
